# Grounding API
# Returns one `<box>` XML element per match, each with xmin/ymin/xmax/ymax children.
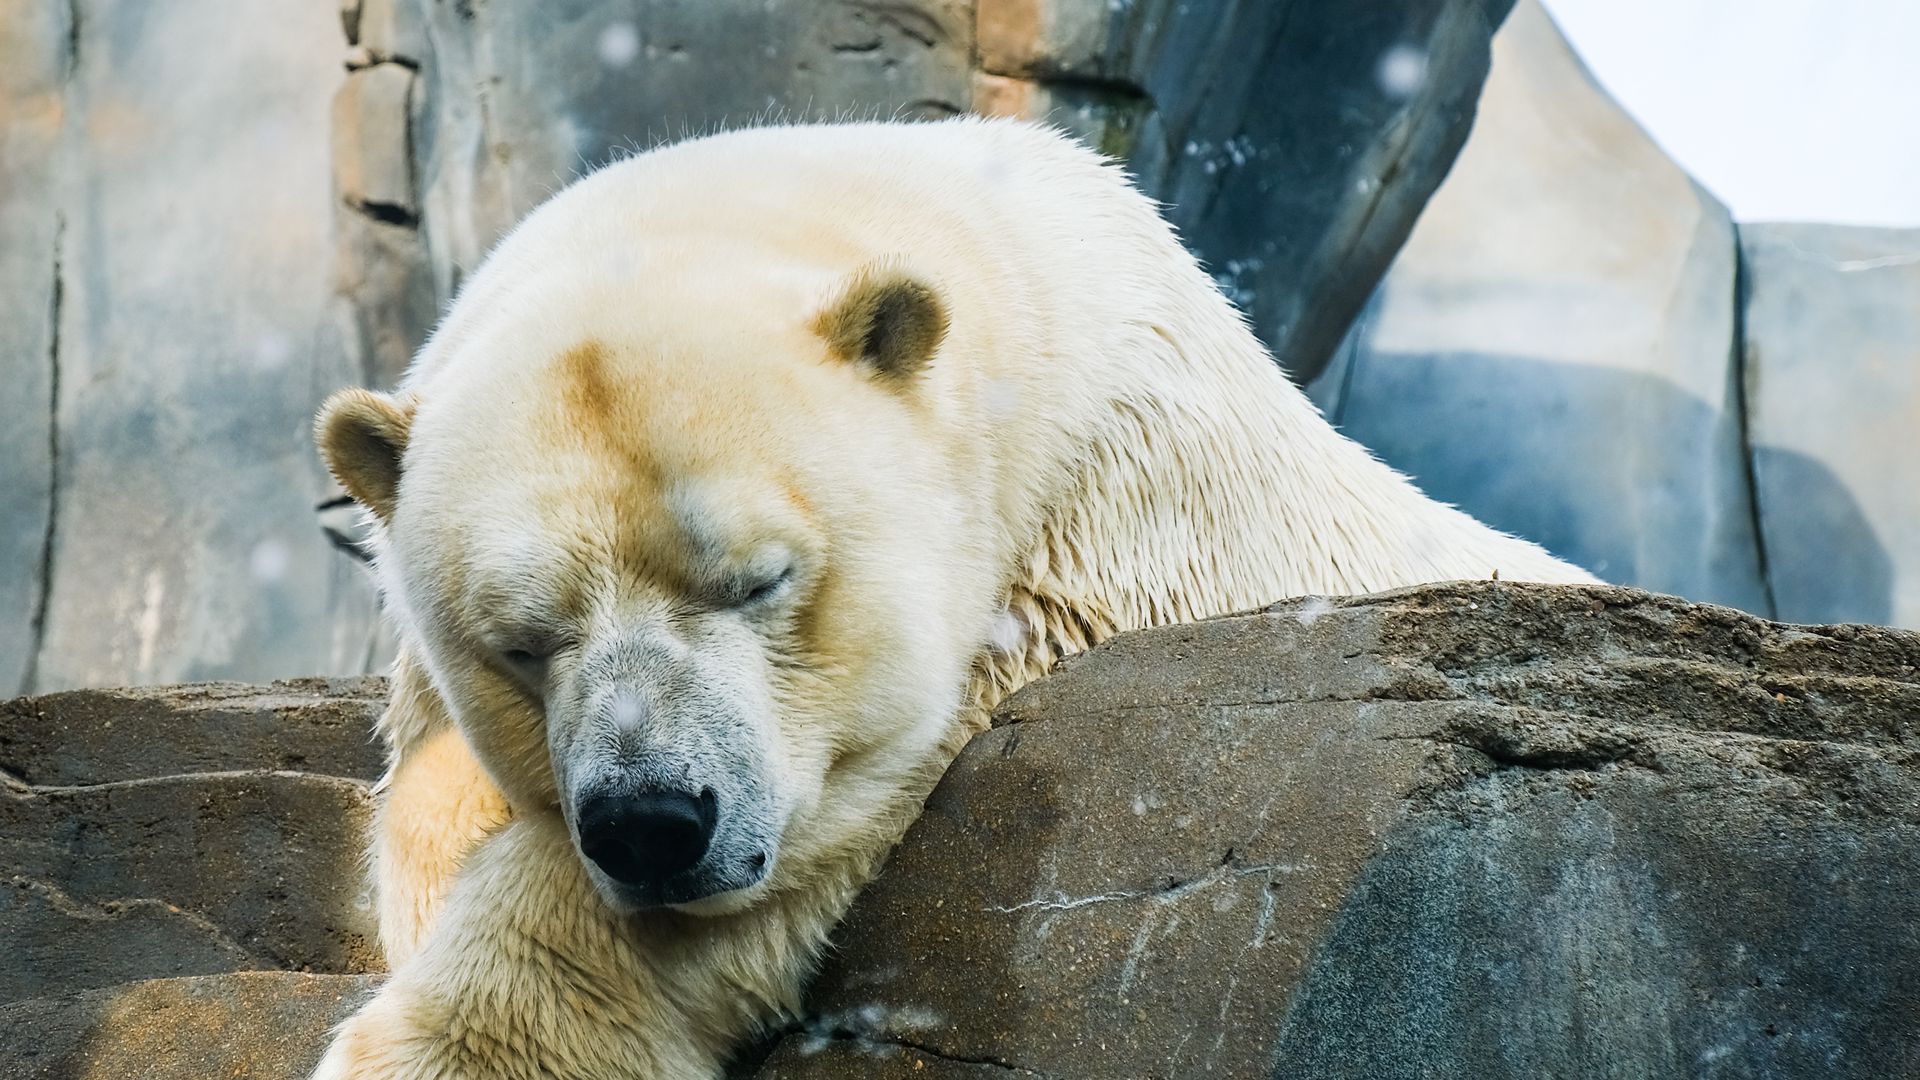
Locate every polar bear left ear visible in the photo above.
<box><xmin>812</xmin><ymin>260</ymin><xmax>949</xmax><ymax>382</ymax></box>
<box><xmin>315</xmin><ymin>387</ymin><xmax>416</xmax><ymax>523</ymax></box>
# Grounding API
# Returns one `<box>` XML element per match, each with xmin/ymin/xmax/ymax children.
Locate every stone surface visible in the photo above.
<box><xmin>332</xmin><ymin>62</ymin><xmax>417</xmax><ymax>216</ymax></box>
<box><xmin>0</xmin><ymin>678</ymin><xmax>387</xmax><ymax>786</ymax></box>
<box><xmin>2</xmin><ymin>0</ymin><xmax>1517</xmax><ymax>693</ymax></box>
<box><xmin>1311</xmin><ymin>0</ymin><xmax>1772</xmax><ymax>614</ymax></box>
<box><xmin>1742</xmin><ymin>223</ymin><xmax>1920</xmax><ymax>628</ymax></box>
<box><xmin>3</xmin><ymin>587</ymin><xmax>1917</xmax><ymax>1074</ymax></box>
<box><xmin>2</xmin><ymin>0</ymin><xmax>387</xmax><ymax>695</ymax></box>
<box><xmin>336</xmin><ymin>0</ymin><xmax>1512</xmax><ymax>388</ymax></box>
<box><xmin>403</xmin><ymin>0</ymin><xmax>976</xmax><ymax>309</ymax></box>
<box><xmin>0</xmin><ymin>769</ymin><xmax>379</xmax><ymax>1001</ymax></box>
<box><xmin>975</xmin><ymin>0</ymin><xmax>1516</xmax><ymax>385</ymax></box>
<box><xmin>750</xmin><ymin>582</ymin><xmax>1920</xmax><ymax>1078</ymax></box>
<box><xmin>0</xmin><ymin>972</ymin><xmax>379</xmax><ymax>1080</ymax></box>
<box><xmin>0</xmin><ymin>0</ymin><xmax>71</xmax><ymax>696</ymax></box>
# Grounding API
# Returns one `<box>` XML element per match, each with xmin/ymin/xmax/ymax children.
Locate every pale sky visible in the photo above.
<box><xmin>1540</xmin><ymin>0</ymin><xmax>1920</xmax><ymax>227</ymax></box>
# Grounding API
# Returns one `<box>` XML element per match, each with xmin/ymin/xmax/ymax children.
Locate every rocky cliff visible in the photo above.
<box><xmin>1312</xmin><ymin>0</ymin><xmax>1920</xmax><ymax>630</ymax></box>
<box><xmin>5</xmin><ymin>0</ymin><xmax>1914</xmax><ymax>696</ymax></box>
<box><xmin>3</xmin><ymin>583</ymin><xmax>1916</xmax><ymax>1078</ymax></box>
<box><xmin>1</xmin><ymin>0</ymin><xmax>1512</xmax><ymax>696</ymax></box>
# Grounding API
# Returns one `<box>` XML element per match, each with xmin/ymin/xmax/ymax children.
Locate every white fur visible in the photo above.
<box><xmin>314</xmin><ymin>118</ymin><xmax>1591</xmax><ymax>1080</ymax></box>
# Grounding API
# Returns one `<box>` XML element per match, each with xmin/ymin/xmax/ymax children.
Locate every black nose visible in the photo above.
<box><xmin>576</xmin><ymin>787</ymin><xmax>717</xmax><ymax>888</ymax></box>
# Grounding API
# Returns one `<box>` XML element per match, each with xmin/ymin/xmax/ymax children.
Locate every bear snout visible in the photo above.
<box><xmin>576</xmin><ymin>786</ymin><xmax>718</xmax><ymax>888</ymax></box>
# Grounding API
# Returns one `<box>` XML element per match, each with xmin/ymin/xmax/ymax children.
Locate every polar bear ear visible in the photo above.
<box><xmin>812</xmin><ymin>261</ymin><xmax>949</xmax><ymax>382</ymax></box>
<box><xmin>315</xmin><ymin>387</ymin><xmax>416</xmax><ymax>523</ymax></box>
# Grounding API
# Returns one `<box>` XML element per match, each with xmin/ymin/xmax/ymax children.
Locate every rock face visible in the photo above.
<box><xmin>1</xmin><ymin>973</ymin><xmax>377</xmax><ymax>1080</ymax></box>
<box><xmin>1309</xmin><ymin>2</ymin><xmax>1920</xmax><ymax>631</ymax></box>
<box><xmin>7</xmin><ymin>587</ymin><xmax>1919</xmax><ymax>1077</ymax></box>
<box><xmin>0</xmin><ymin>680</ymin><xmax>386</xmax><ymax>1078</ymax></box>
<box><xmin>0</xmin><ymin>0</ymin><xmax>1516</xmax><ymax>696</ymax></box>
<box><xmin>1311</xmin><ymin>0</ymin><xmax>1771</xmax><ymax>614</ymax></box>
<box><xmin>0</xmin><ymin>0</ymin><xmax>387</xmax><ymax>697</ymax></box>
<box><xmin>334</xmin><ymin>0</ymin><xmax>1512</xmax><ymax>386</ymax></box>
<box><xmin>971</xmin><ymin>0</ymin><xmax>1515</xmax><ymax>384</ymax></box>
<box><xmin>1741</xmin><ymin>223</ymin><xmax>1920</xmax><ymax>629</ymax></box>
<box><xmin>0</xmin><ymin>0</ymin><xmax>65</xmax><ymax>697</ymax></box>
<box><xmin>749</xmin><ymin>582</ymin><xmax>1920</xmax><ymax>1078</ymax></box>
<box><xmin>0</xmin><ymin>677</ymin><xmax>385</xmax><ymax>786</ymax></box>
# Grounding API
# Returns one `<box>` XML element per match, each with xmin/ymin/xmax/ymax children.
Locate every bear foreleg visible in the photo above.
<box><xmin>369</xmin><ymin>651</ymin><xmax>513</xmax><ymax>967</ymax></box>
<box><xmin>315</xmin><ymin>813</ymin><xmax>775</xmax><ymax>1080</ymax></box>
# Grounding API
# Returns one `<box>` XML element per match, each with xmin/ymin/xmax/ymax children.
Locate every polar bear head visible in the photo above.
<box><xmin>318</xmin><ymin>252</ymin><xmax>997</xmax><ymax>916</ymax></box>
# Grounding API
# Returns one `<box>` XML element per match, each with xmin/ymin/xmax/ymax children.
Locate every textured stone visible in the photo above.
<box><xmin>348</xmin><ymin>0</ymin><xmax>428</xmax><ymax>63</ymax></box>
<box><xmin>331</xmin><ymin>49</ymin><xmax>436</xmax><ymax>389</ymax></box>
<box><xmin>752</xmin><ymin>582</ymin><xmax>1920</xmax><ymax>1078</ymax></box>
<box><xmin>1742</xmin><ymin>223</ymin><xmax>1920</xmax><ymax>629</ymax></box>
<box><xmin>972</xmin><ymin>0</ymin><xmax>1517</xmax><ymax>384</ymax></box>
<box><xmin>332</xmin><ymin>63</ymin><xmax>416</xmax><ymax>216</ymax></box>
<box><xmin>0</xmin><ymin>0</ymin><xmax>71</xmax><ymax>696</ymax></box>
<box><xmin>405</xmin><ymin>0</ymin><xmax>975</xmax><ymax>304</ymax></box>
<box><xmin>336</xmin><ymin>0</ymin><xmax>1511</xmax><ymax>395</ymax></box>
<box><xmin>1311</xmin><ymin>0</ymin><xmax>1771</xmax><ymax>614</ymax></box>
<box><xmin>0</xmin><ymin>972</ymin><xmax>379</xmax><ymax>1080</ymax></box>
<box><xmin>0</xmin><ymin>770</ymin><xmax>379</xmax><ymax>1000</ymax></box>
<box><xmin>13</xmin><ymin>0</ymin><xmax>384</xmax><ymax>693</ymax></box>
<box><xmin>0</xmin><ymin>677</ymin><xmax>387</xmax><ymax>786</ymax></box>
<box><xmin>976</xmin><ymin>0</ymin><xmax>1102</xmax><ymax>79</ymax></box>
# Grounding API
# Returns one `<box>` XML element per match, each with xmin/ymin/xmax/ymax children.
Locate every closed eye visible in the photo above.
<box><xmin>498</xmin><ymin>633</ymin><xmax>571</xmax><ymax>669</ymax></box>
<box><xmin>740</xmin><ymin>565</ymin><xmax>795</xmax><ymax>607</ymax></box>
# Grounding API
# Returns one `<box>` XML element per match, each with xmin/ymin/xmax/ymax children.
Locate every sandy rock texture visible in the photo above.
<box><xmin>747</xmin><ymin>582</ymin><xmax>1920</xmax><ymax>1078</ymax></box>
<box><xmin>0</xmin><ymin>680</ymin><xmax>386</xmax><ymax>1077</ymax></box>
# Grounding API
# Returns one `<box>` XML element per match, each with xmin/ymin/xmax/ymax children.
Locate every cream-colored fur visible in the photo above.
<box><xmin>313</xmin><ymin>118</ymin><xmax>1593</xmax><ymax>1079</ymax></box>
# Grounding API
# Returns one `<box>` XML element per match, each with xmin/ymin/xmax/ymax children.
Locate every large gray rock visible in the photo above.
<box><xmin>0</xmin><ymin>678</ymin><xmax>385</xmax><ymax>1007</ymax></box>
<box><xmin>1311</xmin><ymin>0</ymin><xmax>1772</xmax><ymax>615</ymax></box>
<box><xmin>750</xmin><ymin>582</ymin><xmax>1920</xmax><ymax>1078</ymax></box>
<box><xmin>1</xmin><ymin>0</ymin><xmax>387</xmax><ymax>695</ymax></box>
<box><xmin>0</xmin><ymin>972</ymin><xmax>378</xmax><ymax>1080</ymax></box>
<box><xmin>0</xmin><ymin>0</ymin><xmax>70</xmax><ymax>696</ymax></box>
<box><xmin>1741</xmin><ymin>223</ymin><xmax>1920</xmax><ymax>629</ymax></box>
<box><xmin>0</xmin><ymin>678</ymin><xmax>386</xmax><ymax>786</ymax></box>
<box><xmin>0</xmin><ymin>769</ymin><xmax>379</xmax><ymax>1001</ymax></box>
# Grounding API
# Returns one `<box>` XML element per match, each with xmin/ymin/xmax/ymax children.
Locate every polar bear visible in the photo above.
<box><xmin>311</xmin><ymin>118</ymin><xmax>1591</xmax><ymax>1078</ymax></box>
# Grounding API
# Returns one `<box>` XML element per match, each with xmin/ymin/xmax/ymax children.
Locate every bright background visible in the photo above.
<box><xmin>1543</xmin><ymin>0</ymin><xmax>1920</xmax><ymax>226</ymax></box>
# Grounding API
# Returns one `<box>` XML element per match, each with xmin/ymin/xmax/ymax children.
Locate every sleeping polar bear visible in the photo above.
<box><xmin>312</xmin><ymin>117</ymin><xmax>1592</xmax><ymax>1078</ymax></box>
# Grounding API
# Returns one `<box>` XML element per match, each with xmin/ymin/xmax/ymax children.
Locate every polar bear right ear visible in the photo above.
<box><xmin>811</xmin><ymin>260</ymin><xmax>949</xmax><ymax>382</ymax></box>
<box><xmin>315</xmin><ymin>388</ymin><xmax>416</xmax><ymax>523</ymax></box>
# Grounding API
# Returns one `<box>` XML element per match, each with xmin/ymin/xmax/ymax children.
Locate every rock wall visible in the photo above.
<box><xmin>748</xmin><ymin>582</ymin><xmax>1920</xmax><ymax>1078</ymax></box>
<box><xmin>1312</xmin><ymin>0</ymin><xmax>1920</xmax><ymax>629</ymax></box>
<box><xmin>2</xmin><ymin>0</ymin><xmax>1509</xmax><ymax>695</ymax></box>
<box><xmin>0</xmin><ymin>0</ymin><xmax>385</xmax><ymax>696</ymax></box>
<box><xmin>4</xmin><ymin>584</ymin><xmax>1916</xmax><ymax>1078</ymax></box>
<box><xmin>5</xmin><ymin>0</ymin><xmax>1912</xmax><ymax>697</ymax></box>
<box><xmin>333</xmin><ymin>0</ymin><xmax>1510</xmax><ymax>385</ymax></box>
<box><xmin>1741</xmin><ymin>223</ymin><xmax>1920</xmax><ymax>629</ymax></box>
<box><xmin>0</xmin><ymin>679</ymin><xmax>383</xmax><ymax>1077</ymax></box>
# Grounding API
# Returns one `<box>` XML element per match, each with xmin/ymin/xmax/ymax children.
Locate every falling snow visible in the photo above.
<box><xmin>1377</xmin><ymin>44</ymin><xmax>1429</xmax><ymax>99</ymax></box>
<box><xmin>249</xmin><ymin>539</ymin><xmax>290</xmax><ymax>583</ymax></box>
<box><xmin>1293</xmin><ymin>596</ymin><xmax>1334</xmax><ymax>627</ymax></box>
<box><xmin>986</xmin><ymin>608</ymin><xmax>1027</xmax><ymax>654</ymax></box>
<box><xmin>598</xmin><ymin>22</ymin><xmax>640</xmax><ymax>68</ymax></box>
